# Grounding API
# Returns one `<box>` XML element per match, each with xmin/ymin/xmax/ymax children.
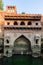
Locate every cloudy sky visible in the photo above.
<box><xmin>3</xmin><ymin>0</ymin><xmax>43</xmax><ymax>14</ymax></box>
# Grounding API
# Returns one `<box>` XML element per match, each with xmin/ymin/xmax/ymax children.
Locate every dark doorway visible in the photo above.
<box><xmin>13</xmin><ymin>35</ymin><xmax>32</xmax><ymax>54</ymax></box>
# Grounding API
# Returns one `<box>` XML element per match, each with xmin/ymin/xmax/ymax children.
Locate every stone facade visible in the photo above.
<box><xmin>0</xmin><ymin>6</ymin><xmax>43</xmax><ymax>57</ymax></box>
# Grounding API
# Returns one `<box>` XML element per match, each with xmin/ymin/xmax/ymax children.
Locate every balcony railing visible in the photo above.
<box><xmin>3</xmin><ymin>24</ymin><xmax>42</xmax><ymax>29</ymax></box>
<box><xmin>3</xmin><ymin>26</ymin><xmax>42</xmax><ymax>31</ymax></box>
<box><xmin>5</xmin><ymin>16</ymin><xmax>41</xmax><ymax>20</ymax></box>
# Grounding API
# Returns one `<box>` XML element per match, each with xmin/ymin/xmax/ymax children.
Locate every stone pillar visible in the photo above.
<box><xmin>32</xmin><ymin>34</ymin><xmax>41</xmax><ymax>57</ymax></box>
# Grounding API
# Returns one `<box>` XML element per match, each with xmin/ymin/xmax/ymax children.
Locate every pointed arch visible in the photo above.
<box><xmin>13</xmin><ymin>35</ymin><xmax>32</xmax><ymax>54</ymax></box>
<box><xmin>28</xmin><ymin>21</ymin><xmax>32</xmax><ymax>25</ymax></box>
<box><xmin>20</xmin><ymin>21</ymin><xmax>25</xmax><ymax>25</ymax></box>
<box><xmin>14</xmin><ymin>21</ymin><xmax>18</xmax><ymax>25</ymax></box>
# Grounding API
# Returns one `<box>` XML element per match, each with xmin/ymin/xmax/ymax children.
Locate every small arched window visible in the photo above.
<box><xmin>20</xmin><ymin>22</ymin><xmax>25</xmax><ymax>25</ymax></box>
<box><xmin>28</xmin><ymin>22</ymin><xmax>32</xmax><ymax>25</ymax></box>
<box><xmin>6</xmin><ymin>50</ymin><xmax>8</xmax><ymax>54</ymax></box>
<box><xmin>36</xmin><ymin>39</ymin><xmax>39</xmax><ymax>44</ymax></box>
<box><xmin>14</xmin><ymin>21</ymin><xmax>18</xmax><ymax>25</ymax></box>
<box><xmin>7</xmin><ymin>22</ymin><xmax>10</xmax><ymax>25</ymax></box>
<box><xmin>6</xmin><ymin>39</ymin><xmax>9</xmax><ymax>43</ymax></box>
<box><xmin>36</xmin><ymin>23</ymin><xmax>38</xmax><ymax>25</ymax></box>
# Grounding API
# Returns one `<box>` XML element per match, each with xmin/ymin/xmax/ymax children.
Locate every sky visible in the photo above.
<box><xmin>3</xmin><ymin>0</ymin><xmax>43</xmax><ymax>14</ymax></box>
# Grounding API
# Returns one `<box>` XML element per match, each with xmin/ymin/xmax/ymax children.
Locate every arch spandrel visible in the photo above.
<box><xmin>13</xmin><ymin>34</ymin><xmax>32</xmax><ymax>44</ymax></box>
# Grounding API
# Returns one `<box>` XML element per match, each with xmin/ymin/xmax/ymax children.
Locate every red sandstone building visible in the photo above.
<box><xmin>0</xmin><ymin>6</ymin><xmax>43</xmax><ymax>57</ymax></box>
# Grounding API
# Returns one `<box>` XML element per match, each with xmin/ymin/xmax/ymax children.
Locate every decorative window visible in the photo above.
<box><xmin>28</xmin><ymin>22</ymin><xmax>32</xmax><ymax>25</ymax></box>
<box><xmin>6</xmin><ymin>50</ymin><xmax>8</xmax><ymax>54</ymax></box>
<box><xmin>36</xmin><ymin>23</ymin><xmax>38</xmax><ymax>25</ymax></box>
<box><xmin>14</xmin><ymin>21</ymin><xmax>18</xmax><ymax>25</ymax></box>
<box><xmin>6</xmin><ymin>39</ymin><xmax>9</xmax><ymax>44</ymax></box>
<box><xmin>20</xmin><ymin>22</ymin><xmax>25</xmax><ymax>25</ymax></box>
<box><xmin>36</xmin><ymin>39</ymin><xmax>39</xmax><ymax>44</ymax></box>
<box><xmin>7</xmin><ymin>22</ymin><xmax>10</xmax><ymax>25</ymax></box>
<box><xmin>8</xmin><ymin>7</ymin><xmax>14</xmax><ymax>12</ymax></box>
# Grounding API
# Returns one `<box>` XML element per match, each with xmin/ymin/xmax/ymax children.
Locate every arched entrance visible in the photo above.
<box><xmin>13</xmin><ymin>35</ymin><xmax>32</xmax><ymax>54</ymax></box>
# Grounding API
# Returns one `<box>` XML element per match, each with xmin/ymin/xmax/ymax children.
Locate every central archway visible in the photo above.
<box><xmin>13</xmin><ymin>35</ymin><xmax>32</xmax><ymax>54</ymax></box>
